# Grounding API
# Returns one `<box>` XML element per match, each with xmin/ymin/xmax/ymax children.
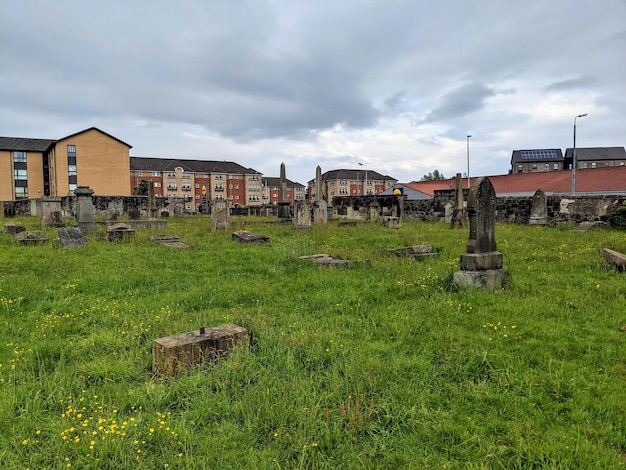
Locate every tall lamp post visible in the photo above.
<box><xmin>466</xmin><ymin>135</ymin><xmax>472</xmax><ymax>189</ymax></box>
<box><xmin>571</xmin><ymin>113</ymin><xmax>588</xmax><ymax>194</ymax></box>
<box><xmin>358</xmin><ymin>162</ymin><xmax>368</xmax><ymax>195</ymax></box>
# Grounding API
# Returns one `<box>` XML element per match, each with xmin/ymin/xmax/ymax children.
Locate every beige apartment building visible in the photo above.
<box><xmin>0</xmin><ymin>127</ymin><xmax>132</xmax><ymax>200</ymax></box>
<box><xmin>308</xmin><ymin>169</ymin><xmax>397</xmax><ymax>202</ymax></box>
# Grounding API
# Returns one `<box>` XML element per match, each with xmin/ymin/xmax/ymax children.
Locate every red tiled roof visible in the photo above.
<box><xmin>405</xmin><ymin>166</ymin><xmax>626</xmax><ymax>196</ymax></box>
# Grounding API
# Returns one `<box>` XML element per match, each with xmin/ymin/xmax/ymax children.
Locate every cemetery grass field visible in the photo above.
<box><xmin>0</xmin><ymin>216</ymin><xmax>625</xmax><ymax>469</ymax></box>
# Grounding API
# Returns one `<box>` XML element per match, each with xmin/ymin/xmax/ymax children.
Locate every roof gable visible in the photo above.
<box><xmin>56</xmin><ymin>127</ymin><xmax>132</xmax><ymax>149</ymax></box>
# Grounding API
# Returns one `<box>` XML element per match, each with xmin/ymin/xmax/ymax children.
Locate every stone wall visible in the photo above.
<box><xmin>2</xmin><ymin>196</ymin><xmax>188</xmax><ymax>218</ymax></box>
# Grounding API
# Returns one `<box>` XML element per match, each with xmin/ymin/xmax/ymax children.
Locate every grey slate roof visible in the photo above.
<box><xmin>262</xmin><ymin>177</ymin><xmax>305</xmax><ymax>189</ymax></box>
<box><xmin>131</xmin><ymin>156</ymin><xmax>261</xmax><ymax>175</ymax></box>
<box><xmin>0</xmin><ymin>137</ymin><xmax>55</xmax><ymax>152</ymax></box>
<box><xmin>563</xmin><ymin>147</ymin><xmax>626</xmax><ymax>161</ymax></box>
<box><xmin>308</xmin><ymin>168</ymin><xmax>397</xmax><ymax>184</ymax></box>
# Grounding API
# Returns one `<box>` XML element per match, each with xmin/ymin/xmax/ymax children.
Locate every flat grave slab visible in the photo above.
<box><xmin>150</xmin><ymin>234</ymin><xmax>190</xmax><ymax>249</ymax></box>
<box><xmin>15</xmin><ymin>231</ymin><xmax>48</xmax><ymax>245</ymax></box>
<box><xmin>232</xmin><ymin>230</ymin><xmax>270</xmax><ymax>244</ymax></box>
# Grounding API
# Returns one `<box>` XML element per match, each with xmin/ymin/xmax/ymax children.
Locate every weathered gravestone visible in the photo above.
<box><xmin>107</xmin><ymin>223</ymin><xmax>135</xmax><ymax>242</ymax></box>
<box><xmin>453</xmin><ymin>177</ymin><xmax>509</xmax><ymax>290</ymax></box>
<box><xmin>529</xmin><ymin>189</ymin><xmax>548</xmax><ymax>225</ymax></box>
<box><xmin>57</xmin><ymin>227</ymin><xmax>87</xmax><ymax>249</ymax></box>
<box><xmin>299</xmin><ymin>254</ymin><xmax>370</xmax><ymax>269</ymax></box>
<box><xmin>450</xmin><ymin>173</ymin><xmax>466</xmax><ymax>228</ymax></box>
<box><xmin>601</xmin><ymin>248</ymin><xmax>626</xmax><ymax>272</ymax></box>
<box><xmin>15</xmin><ymin>231</ymin><xmax>48</xmax><ymax>245</ymax></box>
<box><xmin>150</xmin><ymin>234</ymin><xmax>190</xmax><ymax>249</ymax></box>
<box><xmin>293</xmin><ymin>200</ymin><xmax>312</xmax><ymax>231</ymax></box>
<box><xmin>74</xmin><ymin>186</ymin><xmax>97</xmax><ymax>233</ymax></box>
<box><xmin>153</xmin><ymin>324</ymin><xmax>249</xmax><ymax>377</ymax></box>
<box><xmin>382</xmin><ymin>216</ymin><xmax>400</xmax><ymax>228</ymax></box>
<box><xmin>148</xmin><ymin>181</ymin><xmax>158</xmax><ymax>219</ymax></box>
<box><xmin>172</xmin><ymin>204</ymin><xmax>184</xmax><ymax>218</ymax></box>
<box><xmin>41</xmin><ymin>197</ymin><xmax>64</xmax><ymax>228</ymax></box>
<box><xmin>4</xmin><ymin>223</ymin><xmax>25</xmax><ymax>235</ymax></box>
<box><xmin>211</xmin><ymin>199</ymin><xmax>230</xmax><ymax>231</ymax></box>
<box><xmin>313</xmin><ymin>165</ymin><xmax>328</xmax><ymax>225</ymax></box>
<box><xmin>277</xmin><ymin>162</ymin><xmax>291</xmax><ymax>221</ymax></box>
<box><xmin>105</xmin><ymin>209</ymin><xmax>118</xmax><ymax>222</ymax></box>
<box><xmin>128</xmin><ymin>207</ymin><xmax>141</xmax><ymax>220</ymax></box>
<box><xmin>385</xmin><ymin>245</ymin><xmax>440</xmax><ymax>260</ymax></box>
<box><xmin>232</xmin><ymin>230</ymin><xmax>270</xmax><ymax>244</ymax></box>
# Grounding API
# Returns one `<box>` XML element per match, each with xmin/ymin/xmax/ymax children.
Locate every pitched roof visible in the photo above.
<box><xmin>262</xmin><ymin>177</ymin><xmax>305</xmax><ymax>188</ymax></box>
<box><xmin>405</xmin><ymin>166</ymin><xmax>626</xmax><ymax>196</ymax></box>
<box><xmin>56</xmin><ymin>127</ymin><xmax>133</xmax><ymax>148</ymax></box>
<box><xmin>0</xmin><ymin>136</ymin><xmax>55</xmax><ymax>152</ymax></box>
<box><xmin>130</xmin><ymin>156</ymin><xmax>261</xmax><ymax>175</ymax></box>
<box><xmin>511</xmin><ymin>149</ymin><xmax>563</xmax><ymax>164</ymax></box>
<box><xmin>309</xmin><ymin>168</ymin><xmax>398</xmax><ymax>184</ymax></box>
<box><xmin>379</xmin><ymin>183</ymin><xmax>433</xmax><ymax>200</ymax></box>
<box><xmin>563</xmin><ymin>147</ymin><xmax>626</xmax><ymax>161</ymax></box>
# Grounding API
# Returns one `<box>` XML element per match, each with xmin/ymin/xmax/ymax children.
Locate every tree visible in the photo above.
<box><xmin>134</xmin><ymin>179</ymin><xmax>150</xmax><ymax>196</ymax></box>
<box><xmin>420</xmin><ymin>169</ymin><xmax>445</xmax><ymax>181</ymax></box>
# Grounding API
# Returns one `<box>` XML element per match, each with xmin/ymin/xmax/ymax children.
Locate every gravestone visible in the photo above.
<box><xmin>382</xmin><ymin>216</ymin><xmax>400</xmax><ymax>228</ymax></box>
<box><xmin>150</xmin><ymin>234</ymin><xmax>190</xmax><ymax>249</ymax></box>
<box><xmin>173</xmin><ymin>204</ymin><xmax>184</xmax><ymax>218</ymax></box>
<box><xmin>41</xmin><ymin>197</ymin><xmax>64</xmax><ymax>228</ymax></box>
<box><xmin>57</xmin><ymin>227</ymin><xmax>87</xmax><ymax>249</ymax></box>
<box><xmin>277</xmin><ymin>162</ymin><xmax>291</xmax><ymax>221</ymax></box>
<box><xmin>15</xmin><ymin>231</ymin><xmax>48</xmax><ymax>245</ymax></box>
<box><xmin>4</xmin><ymin>223</ymin><xmax>25</xmax><ymax>235</ymax></box>
<box><xmin>313</xmin><ymin>166</ymin><xmax>328</xmax><ymax>225</ymax></box>
<box><xmin>293</xmin><ymin>200</ymin><xmax>312</xmax><ymax>231</ymax></box>
<box><xmin>148</xmin><ymin>181</ymin><xmax>158</xmax><ymax>219</ymax></box>
<box><xmin>450</xmin><ymin>173</ymin><xmax>466</xmax><ymax>228</ymax></box>
<box><xmin>385</xmin><ymin>245</ymin><xmax>440</xmax><ymax>260</ymax></box>
<box><xmin>105</xmin><ymin>210</ymin><xmax>118</xmax><ymax>222</ymax></box>
<box><xmin>529</xmin><ymin>189</ymin><xmax>548</xmax><ymax>225</ymax></box>
<box><xmin>602</xmin><ymin>248</ymin><xmax>626</xmax><ymax>271</ymax></box>
<box><xmin>153</xmin><ymin>324</ymin><xmax>249</xmax><ymax>377</ymax></box>
<box><xmin>128</xmin><ymin>207</ymin><xmax>141</xmax><ymax>220</ymax></box>
<box><xmin>74</xmin><ymin>186</ymin><xmax>97</xmax><ymax>233</ymax></box>
<box><xmin>232</xmin><ymin>230</ymin><xmax>270</xmax><ymax>244</ymax></box>
<box><xmin>106</xmin><ymin>223</ymin><xmax>135</xmax><ymax>241</ymax></box>
<box><xmin>368</xmin><ymin>202</ymin><xmax>381</xmax><ymax>222</ymax></box>
<box><xmin>211</xmin><ymin>199</ymin><xmax>230</xmax><ymax>231</ymax></box>
<box><xmin>299</xmin><ymin>254</ymin><xmax>370</xmax><ymax>269</ymax></box>
<box><xmin>453</xmin><ymin>177</ymin><xmax>509</xmax><ymax>290</ymax></box>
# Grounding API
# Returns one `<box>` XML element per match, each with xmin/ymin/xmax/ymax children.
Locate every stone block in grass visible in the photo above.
<box><xmin>153</xmin><ymin>324</ymin><xmax>249</xmax><ymax>377</ymax></box>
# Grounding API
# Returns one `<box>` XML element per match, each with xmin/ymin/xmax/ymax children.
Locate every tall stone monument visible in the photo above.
<box><xmin>277</xmin><ymin>162</ymin><xmax>291</xmax><ymax>221</ymax></box>
<box><xmin>74</xmin><ymin>186</ymin><xmax>97</xmax><ymax>233</ymax></box>
<box><xmin>453</xmin><ymin>177</ymin><xmax>508</xmax><ymax>290</ymax></box>
<box><xmin>211</xmin><ymin>198</ymin><xmax>230</xmax><ymax>231</ymax></box>
<box><xmin>529</xmin><ymin>189</ymin><xmax>548</xmax><ymax>225</ymax></box>
<box><xmin>148</xmin><ymin>181</ymin><xmax>158</xmax><ymax>219</ymax></box>
<box><xmin>450</xmin><ymin>173</ymin><xmax>466</xmax><ymax>228</ymax></box>
<box><xmin>313</xmin><ymin>165</ymin><xmax>328</xmax><ymax>225</ymax></box>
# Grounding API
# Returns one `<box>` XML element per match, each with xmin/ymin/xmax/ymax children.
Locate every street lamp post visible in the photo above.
<box><xmin>358</xmin><ymin>162</ymin><xmax>368</xmax><ymax>195</ymax></box>
<box><xmin>571</xmin><ymin>113</ymin><xmax>588</xmax><ymax>194</ymax></box>
<box><xmin>466</xmin><ymin>135</ymin><xmax>472</xmax><ymax>189</ymax></box>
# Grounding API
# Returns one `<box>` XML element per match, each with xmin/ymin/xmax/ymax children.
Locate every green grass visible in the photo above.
<box><xmin>0</xmin><ymin>216</ymin><xmax>624</xmax><ymax>469</ymax></box>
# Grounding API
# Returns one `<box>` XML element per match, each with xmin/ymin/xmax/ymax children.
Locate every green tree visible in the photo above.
<box><xmin>420</xmin><ymin>169</ymin><xmax>445</xmax><ymax>181</ymax></box>
<box><xmin>134</xmin><ymin>179</ymin><xmax>150</xmax><ymax>196</ymax></box>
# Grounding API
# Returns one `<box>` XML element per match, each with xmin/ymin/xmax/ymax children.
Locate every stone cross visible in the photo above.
<box><xmin>74</xmin><ymin>186</ymin><xmax>97</xmax><ymax>233</ymax></box>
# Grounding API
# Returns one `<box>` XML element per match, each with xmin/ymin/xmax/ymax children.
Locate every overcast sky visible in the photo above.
<box><xmin>1</xmin><ymin>0</ymin><xmax>624</xmax><ymax>185</ymax></box>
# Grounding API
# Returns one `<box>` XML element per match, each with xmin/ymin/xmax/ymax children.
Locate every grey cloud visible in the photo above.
<box><xmin>423</xmin><ymin>83</ymin><xmax>496</xmax><ymax>123</ymax></box>
<box><xmin>545</xmin><ymin>76</ymin><xmax>598</xmax><ymax>92</ymax></box>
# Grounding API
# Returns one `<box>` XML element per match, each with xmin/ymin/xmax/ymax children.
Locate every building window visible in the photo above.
<box><xmin>544</xmin><ymin>163</ymin><xmax>550</xmax><ymax>170</ymax></box>
<box><xmin>215</xmin><ymin>174</ymin><xmax>223</xmax><ymax>179</ymax></box>
<box><xmin>153</xmin><ymin>182</ymin><xmax>161</xmax><ymax>188</ymax></box>
<box><xmin>67</xmin><ymin>145</ymin><xmax>77</xmax><ymax>192</ymax></box>
<box><xmin>582</xmin><ymin>162</ymin><xmax>588</xmax><ymax>169</ymax></box>
<box><xmin>167</xmin><ymin>172</ymin><xmax>176</xmax><ymax>178</ymax></box>
<box><xmin>604</xmin><ymin>162</ymin><xmax>610</xmax><ymax>167</ymax></box>
<box><xmin>620</xmin><ymin>162</ymin><xmax>625</xmax><ymax>166</ymax></box>
<box><xmin>531</xmin><ymin>163</ymin><xmax>537</xmax><ymax>170</ymax></box>
<box><xmin>553</xmin><ymin>163</ymin><xmax>559</xmax><ymax>171</ymax></box>
<box><xmin>138</xmin><ymin>171</ymin><xmax>143</xmax><ymax>176</ymax></box>
<box><xmin>167</xmin><ymin>183</ymin><xmax>177</xmax><ymax>190</ymax></box>
<box><xmin>195</xmin><ymin>194</ymin><xmax>200</xmax><ymax>199</ymax></box>
<box><xmin>152</xmin><ymin>171</ymin><xmax>161</xmax><ymax>176</ymax></box>
<box><xmin>182</xmin><ymin>184</ymin><xmax>192</xmax><ymax>191</ymax></box>
<box><xmin>591</xmin><ymin>162</ymin><xmax>596</xmax><ymax>168</ymax></box>
<box><xmin>195</xmin><ymin>183</ymin><xmax>200</xmax><ymax>188</ymax></box>
<box><xmin>517</xmin><ymin>164</ymin><xmax>523</xmax><ymax>174</ymax></box>
<box><xmin>182</xmin><ymin>172</ymin><xmax>190</xmax><ymax>178</ymax></box>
